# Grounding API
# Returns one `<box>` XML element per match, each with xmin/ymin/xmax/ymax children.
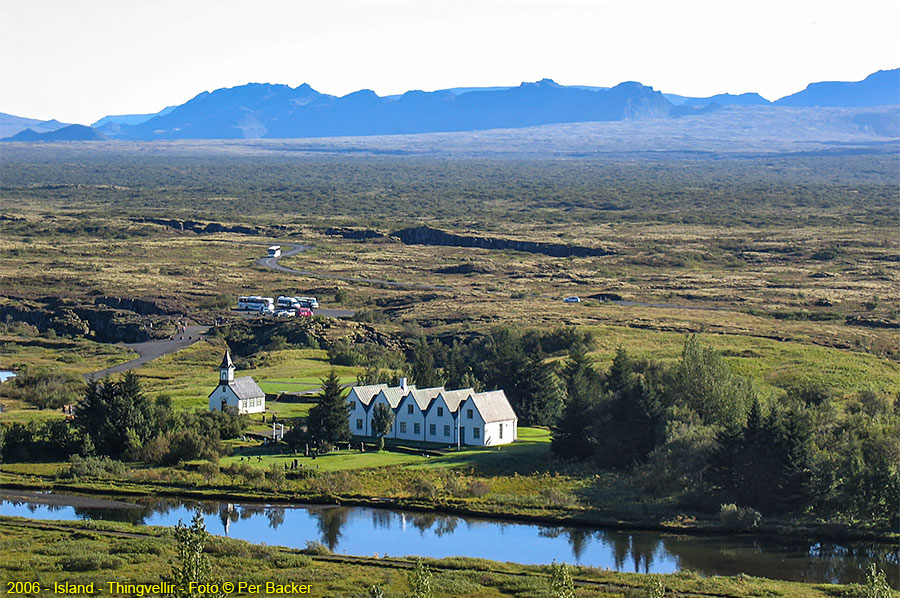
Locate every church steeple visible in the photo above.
<box><xmin>219</xmin><ymin>350</ymin><xmax>235</xmax><ymax>385</ymax></box>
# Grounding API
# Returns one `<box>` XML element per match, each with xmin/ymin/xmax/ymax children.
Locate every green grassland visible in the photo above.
<box><xmin>2</xmin><ymin>517</ymin><xmax>872</xmax><ymax>598</ymax></box>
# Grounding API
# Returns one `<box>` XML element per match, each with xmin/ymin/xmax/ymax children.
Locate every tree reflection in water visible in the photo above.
<box><xmin>315</xmin><ymin>507</ymin><xmax>349</xmax><ymax>551</ymax></box>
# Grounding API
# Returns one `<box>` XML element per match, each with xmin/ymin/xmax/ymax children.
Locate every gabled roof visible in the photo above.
<box><xmin>433</xmin><ymin>388</ymin><xmax>475</xmax><ymax>413</ymax></box>
<box><xmin>469</xmin><ymin>390</ymin><xmax>517</xmax><ymax>423</ymax></box>
<box><xmin>230</xmin><ymin>376</ymin><xmax>265</xmax><ymax>400</ymax></box>
<box><xmin>405</xmin><ymin>387</ymin><xmax>444</xmax><ymax>411</ymax></box>
<box><xmin>374</xmin><ymin>386</ymin><xmax>409</xmax><ymax>409</ymax></box>
<box><xmin>348</xmin><ymin>384</ymin><xmax>388</xmax><ymax>406</ymax></box>
<box><xmin>220</xmin><ymin>350</ymin><xmax>234</xmax><ymax>369</ymax></box>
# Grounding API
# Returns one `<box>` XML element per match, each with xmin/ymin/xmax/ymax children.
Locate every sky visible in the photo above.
<box><xmin>2</xmin><ymin>0</ymin><xmax>898</xmax><ymax>125</ymax></box>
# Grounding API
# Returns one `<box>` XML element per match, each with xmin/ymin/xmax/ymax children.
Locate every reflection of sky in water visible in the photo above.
<box><xmin>2</xmin><ymin>496</ymin><xmax>897</xmax><ymax>588</ymax></box>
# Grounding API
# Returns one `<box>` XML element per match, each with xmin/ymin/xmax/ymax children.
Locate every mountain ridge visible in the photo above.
<box><xmin>2</xmin><ymin>69</ymin><xmax>896</xmax><ymax>141</ymax></box>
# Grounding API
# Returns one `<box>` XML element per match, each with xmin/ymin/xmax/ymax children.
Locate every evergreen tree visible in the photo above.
<box><xmin>307</xmin><ymin>369</ymin><xmax>351</xmax><ymax>447</ymax></box>
<box><xmin>74</xmin><ymin>373</ymin><xmax>155</xmax><ymax>458</ymax></box>
<box><xmin>518</xmin><ymin>347</ymin><xmax>566</xmax><ymax>426</ymax></box>
<box><xmin>552</xmin><ymin>343</ymin><xmax>602</xmax><ymax>459</ymax></box>
<box><xmin>410</xmin><ymin>339</ymin><xmax>444</xmax><ymax>388</ymax></box>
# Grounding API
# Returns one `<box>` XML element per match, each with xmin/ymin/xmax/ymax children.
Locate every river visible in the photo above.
<box><xmin>1</xmin><ymin>492</ymin><xmax>896</xmax><ymax>587</ymax></box>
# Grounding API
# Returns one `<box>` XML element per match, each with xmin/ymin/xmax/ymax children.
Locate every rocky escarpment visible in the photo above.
<box><xmin>391</xmin><ymin>226</ymin><xmax>613</xmax><ymax>258</ymax></box>
<box><xmin>0</xmin><ymin>296</ymin><xmax>190</xmax><ymax>343</ymax></box>
<box><xmin>130</xmin><ymin>217</ymin><xmax>289</xmax><ymax>236</ymax></box>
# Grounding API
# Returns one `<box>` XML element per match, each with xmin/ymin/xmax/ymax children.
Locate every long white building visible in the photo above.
<box><xmin>345</xmin><ymin>379</ymin><xmax>518</xmax><ymax>446</ymax></box>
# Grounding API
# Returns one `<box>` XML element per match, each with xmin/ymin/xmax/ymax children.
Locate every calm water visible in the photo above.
<box><xmin>1</xmin><ymin>492</ymin><xmax>897</xmax><ymax>587</ymax></box>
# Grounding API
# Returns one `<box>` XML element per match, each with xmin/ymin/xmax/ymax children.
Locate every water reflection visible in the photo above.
<box><xmin>1</xmin><ymin>493</ymin><xmax>896</xmax><ymax>588</ymax></box>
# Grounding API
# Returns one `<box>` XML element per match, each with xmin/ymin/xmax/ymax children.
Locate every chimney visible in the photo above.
<box><xmin>400</xmin><ymin>377</ymin><xmax>408</xmax><ymax>392</ymax></box>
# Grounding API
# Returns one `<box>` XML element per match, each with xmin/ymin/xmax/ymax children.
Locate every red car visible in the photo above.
<box><xmin>296</xmin><ymin>307</ymin><xmax>314</xmax><ymax>317</ymax></box>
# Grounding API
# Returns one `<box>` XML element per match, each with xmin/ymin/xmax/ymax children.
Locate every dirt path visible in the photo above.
<box><xmin>86</xmin><ymin>325</ymin><xmax>209</xmax><ymax>381</ymax></box>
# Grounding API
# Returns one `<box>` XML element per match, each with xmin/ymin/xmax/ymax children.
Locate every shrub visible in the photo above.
<box><xmin>467</xmin><ymin>480</ymin><xmax>491</xmax><ymax>498</ymax></box>
<box><xmin>59</xmin><ymin>555</ymin><xmax>124</xmax><ymax>571</ymax></box>
<box><xmin>62</xmin><ymin>455</ymin><xmax>126</xmax><ymax>479</ymax></box>
<box><xmin>719</xmin><ymin>504</ymin><xmax>761</xmax><ymax>531</ymax></box>
<box><xmin>300</xmin><ymin>541</ymin><xmax>331</xmax><ymax>555</ymax></box>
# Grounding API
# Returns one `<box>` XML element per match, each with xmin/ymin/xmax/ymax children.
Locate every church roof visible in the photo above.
<box><xmin>220</xmin><ymin>350</ymin><xmax>234</xmax><ymax>369</ymax></box>
<box><xmin>230</xmin><ymin>376</ymin><xmax>265</xmax><ymax>400</ymax></box>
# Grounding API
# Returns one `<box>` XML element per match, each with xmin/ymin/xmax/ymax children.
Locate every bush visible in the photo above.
<box><xmin>719</xmin><ymin>504</ymin><xmax>761</xmax><ymax>531</ymax></box>
<box><xmin>0</xmin><ymin>368</ymin><xmax>83</xmax><ymax>409</ymax></box>
<box><xmin>59</xmin><ymin>555</ymin><xmax>124</xmax><ymax>571</ymax></box>
<box><xmin>300</xmin><ymin>541</ymin><xmax>331</xmax><ymax>555</ymax></box>
<box><xmin>62</xmin><ymin>455</ymin><xmax>126</xmax><ymax>479</ymax></box>
<box><xmin>467</xmin><ymin>480</ymin><xmax>491</xmax><ymax>498</ymax></box>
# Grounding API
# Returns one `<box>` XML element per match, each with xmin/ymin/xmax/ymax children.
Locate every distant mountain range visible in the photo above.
<box><xmin>2</xmin><ymin>69</ymin><xmax>897</xmax><ymax>141</ymax></box>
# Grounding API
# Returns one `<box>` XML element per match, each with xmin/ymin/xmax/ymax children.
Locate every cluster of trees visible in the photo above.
<box><xmin>0</xmin><ymin>368</ymin><xmax>84</xmax><ymax>409</ymax></box>
<box><xmin>0</xmin><ymin>371</ymin><xmax>247</xmax><ymax>466</ymax></box>
<box><xmin>549</xmin><ymin>337</ymin><xmax>898</xmax><ymax>522</ymax></box>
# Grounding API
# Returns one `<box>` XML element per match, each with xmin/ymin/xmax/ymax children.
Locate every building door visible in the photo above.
<box><xmin>221</xmin><ymin>399</ymin><xmax>227</xmax><ymax>412</ymax></box>
<box><xmin>460</xmin><ymin>427</ymin><xmax>465</xmax><ymax>443</ymax></box>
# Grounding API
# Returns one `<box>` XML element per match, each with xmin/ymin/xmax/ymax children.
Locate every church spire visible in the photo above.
<box><xmin>219</xmin><ymin>350</ymin><xmax>235</xmax><ymax>385</ymax></box>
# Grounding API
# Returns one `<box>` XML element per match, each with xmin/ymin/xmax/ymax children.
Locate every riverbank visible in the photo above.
<box><xmin>1</xmin><ymin>468</ymin><xmax>895</xmax><ymax>545</ymax></box>
<box><xmin>0</xmin><ymin>516</ymin><xmax>877</xmax><ymax>598</ymax></box>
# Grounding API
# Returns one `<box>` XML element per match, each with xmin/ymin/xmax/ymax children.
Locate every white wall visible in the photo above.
<box><xmin>424</xmin><ymin>398</ymin><xmax>457</xmax><ymax>444</ymax></box>
<box><xmin>395</xmin><ymin>397</ymin><xmax>426</xmax><ymax>442</ymax></box>
<box><xmin>483</xmin><ymin>420</ymin><xmax>516</xmax><ymax>446</ymax></box>
<box><xmin>346</xmin><ymin>397</ymin><xmax>368</xmax><ymax>435</ymax></box>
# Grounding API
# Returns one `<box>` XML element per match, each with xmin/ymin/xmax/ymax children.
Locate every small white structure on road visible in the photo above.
<box><xmin>208</xmin><ymin>350</ymin><xmax>266</xmax><ymax>415</ymax></box>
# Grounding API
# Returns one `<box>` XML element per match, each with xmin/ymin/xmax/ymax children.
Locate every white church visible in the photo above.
<box><xmin>208</xmin><ymin>350</ymin><xmax>266</xmax><ymax>414</ymax></box>
<box><xmin>346</xmin><ymin>379</ymin><xmax>518</xmax><ymax>447</ymax></box>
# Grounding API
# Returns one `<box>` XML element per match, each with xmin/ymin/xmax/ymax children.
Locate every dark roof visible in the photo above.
<box><xmin>230</xmin><ymin>376</ymin><xmax>265</xmax><ymax>400</ymax></box>
<box><xmin>220</xmin><ymin>350</ymin><xmax>234</xmax><ymax>370</ymax></box>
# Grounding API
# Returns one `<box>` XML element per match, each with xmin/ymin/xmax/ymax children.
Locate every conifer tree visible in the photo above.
<box><xmin>307</xmin><ymin>369</ymin><xmax>351</xmax><ymax>446</ymax></box>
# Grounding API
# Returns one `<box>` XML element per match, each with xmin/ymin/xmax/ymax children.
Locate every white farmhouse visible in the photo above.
<box><xmin>346</xmin><ymin>383</ymin><xmax>388</xmax><ymax>436</ymax></box>
<box><xmin>458</xmin><ymin>390</ymin><xmax>518</xmax><ymax>446</ymax></box>
<box><xmin>365</xmin><ymin>383</ymin><xmax>412</xmax><ymax>439</ymax></box>
<box><xmin>208</xmin><ymin>351</ymin><xmax>266</xmax><ymax>415</ymax></box>
<box><xmin>395</xmin><ymin>387</ymin><xmax>443</xmax><ymax>441</ymax></box>
<box><xmin>345</xmin><ymin>380</ymin><xmax>517</xmax><ymax>446</ymax></box>
<box><xmin>425</xmin><ymin>389</ymin><xmax>474</xmax><ymax>443</ymax></box>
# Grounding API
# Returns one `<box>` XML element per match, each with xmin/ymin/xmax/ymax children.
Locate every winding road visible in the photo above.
<box><xmin>86</xmin><ymin>325</ymin><xmax>210</xmax><ymax>381</ymax></box>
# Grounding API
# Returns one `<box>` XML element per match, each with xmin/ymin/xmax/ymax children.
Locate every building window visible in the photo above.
<box><xmin>437</xmin><ymin>407</ymin><xmax>444</xmax><ymax>417</ymax></box>
<box><xmin>473</xmin><ymin>427</ymin><xmax>481</xmax><ymax>439</ymax></box>
<box><xmin>467</xmin><ymin>409</ymin><xmax>473</xmax><ymax>419</ymax></box>
<box><xmin>499</xmin><ymin>424</ymin><xmax>503</xmax><ymax>439</ymax></box>
<box><xmin>350</xmin><ymin>401</ymin><xmax>356</xmax><ymax>410</ymax></box>
<box><xmin>429</xmin><ymin>424</ymin><xmax>436</xmax><ymax>435</ymax></box>
<box><xmin>414</xmin><ymin>423</ymin><xmax>421</xmax><ymax>435</ymax></box>
<box><xmin>356</xmin><ymin>418</ymin><xmax>363</xmax><ymax>430</ymax></box>
<box><xmin>443</xmin><ymin>425</ymin><xmax>450</xmax><ymax>437</ymax></box>
<box><xmin>400</xmin><ymin>422</ymin><xmax>407</xmax><ymax>433</ymax></box>
<box><xmin>407</xmin><ymin>404</ymin><xmax>414</xmax><ymax>414</ymax></box>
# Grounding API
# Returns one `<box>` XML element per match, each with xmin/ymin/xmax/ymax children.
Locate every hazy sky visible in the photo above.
<box><xmin>2</xmin><ymin>0</ymin><xmax>897</xmax><ymax>124</ymax></box>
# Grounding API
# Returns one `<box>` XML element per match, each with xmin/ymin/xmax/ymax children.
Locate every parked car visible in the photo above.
<box><xmin>275</xmin><ymin>309</ymin><xmax>295</xmax><ymax>317</ymax></box>
<box><xmin>563</xmin><ymin>296</ymin><xmax>581</xmax><ymax>303</ymax></box>
<box><xmin>296</xmin><ymin>307</ymin><xmax>314</xmax><ymax>317</ymax></box>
